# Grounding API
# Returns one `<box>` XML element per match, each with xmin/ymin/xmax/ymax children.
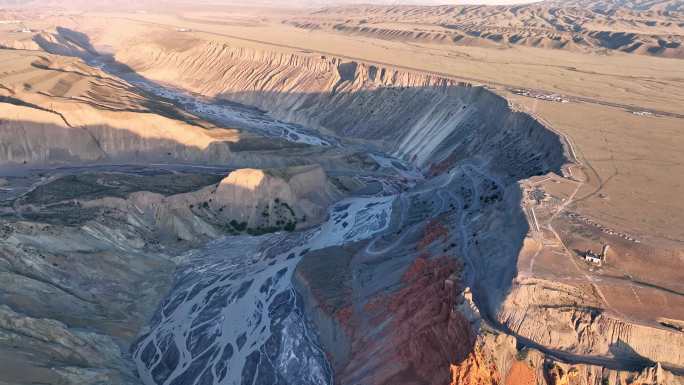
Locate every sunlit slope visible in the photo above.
<box><xmin>0</xmin><ymin>49</ymin><xmax>241</xmax><ymax>164</ymax></box>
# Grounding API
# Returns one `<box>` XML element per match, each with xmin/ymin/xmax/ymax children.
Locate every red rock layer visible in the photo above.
<box><xmin>335</xmin><ymin>218</ymin><xmax>503</xmax><ymax>385</ymax></box>
<box><xmin>339</xmin><ymin>254</ymin><xmax>478</xmax><ymax>384</ymax></box>
<box><xmin>504</xmin><ymin>361</ymin><xmax>536</xmax><ymax>385</ymax></box>
<box><xmin>389</xmin><ymin>256</ymin><xmax>475</xmax><ymax>384</ymax></box>
<box><xmin>427</xmin><ymin>153</ymin><xmax>458</xmax><ymax>177</ymax></box>
<box><xmin>450</xmin><ymin>347</ymin><xmax>501</xmax><ymax>385</ymax></box>
<box><xmin>417</xmin><ymin>219</ymin><xmax>449</xmax><ymax>250</ymax></box>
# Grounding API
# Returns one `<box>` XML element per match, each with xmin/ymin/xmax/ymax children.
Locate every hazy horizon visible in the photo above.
<box><xmin>0</xmin><ymin>0</ymin><xmax>547</xmax><ymax>7</ymax></box>
<box><xmin>202</xmin><ymin>0</ymin><xmax>546</xmax><ymax>4</ymax></box>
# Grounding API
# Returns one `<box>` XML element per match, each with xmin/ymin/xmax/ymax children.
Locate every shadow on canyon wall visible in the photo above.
<box><xmin>22</xmin><ymin>27</ymin><xmax>590</xmax><ymax>384</ymax></box>
<box><xmin>0</xmin><ymin>117</ymin><xmax>232</xmax><ymax>165</ymax></box>
<box><xmin>609</xmin><ymin>340</ymin><xmax>656</xmax><ymax>370</ymax></box>
<box><xmin>31</xmin><ymin>24</ymin><xmax>568</xmax><ymax>320</ymax></box>
<box><xmin>197</xmin><ymin>90</ymin><xmax>569</xmax><ymax>382</ymax></box>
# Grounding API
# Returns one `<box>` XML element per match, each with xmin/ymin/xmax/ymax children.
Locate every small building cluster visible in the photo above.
<box><xmin>527</xmin><ymin>187</ymin><xmax>549</xmax><ymax>204</ymax></box>
<box><xmin>580</xmin><ymin>244</ymin><xmax>610</xmax><ymax>266</ymax></box>
<box><xmin>510</xmin><ymin>88</ymin><xmax>569</xmax><ymax>103</ymax></box>
<box><xmin>632</xmin><ymin>111</ymin><xmax>653</xmax><ymax>117</ymax></box>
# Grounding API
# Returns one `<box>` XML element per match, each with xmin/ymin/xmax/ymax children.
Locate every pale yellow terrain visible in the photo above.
<box><xmin>0</xmin><ymin>49</ymin><xmax>244</xmax><ymax>164</ymax></box>
<box><xmin>81</xmin><ymin>10</ymin><xmax>684</xmax><ymax>114</ymax></box>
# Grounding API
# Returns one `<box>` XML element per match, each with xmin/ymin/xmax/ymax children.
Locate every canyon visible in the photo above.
<box><xmin>1</xmin><ymin>2</ymin><xmax>684</xmax><ymax>385</ymax></box>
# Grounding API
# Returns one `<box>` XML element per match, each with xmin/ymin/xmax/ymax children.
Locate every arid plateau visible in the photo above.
<box><xmin>0</xmin><ymin>1</ymin><xmax>683</xmax><ymax>385</ymax></box>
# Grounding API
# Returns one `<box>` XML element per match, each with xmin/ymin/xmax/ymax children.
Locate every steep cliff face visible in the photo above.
<box><xmin>22</xmin><ymin>27</ymin><xmax>565</xmax><ymax>181</ymax></box>
<box><xmin>336</xmin><ymin>256</ymin><xmax>476</xmax><ymax>385</ymax></box>
<box><xmin>0</xmin><ymin>103</ymin><xmax>239</xmax><ymax>165</ymax></box>
<box><xmin>0</xmin><ymin>104</ymin><xmax>104</xmax><ymax>163</ymax></box>
<box><xmin>115</xmin><ymin>40</ymin><xmax>566</xmax><ymax>178</ymax></box>
<box><xmin>499</xmin><ymin>279</ymin><xmax>684</xmax><ymax>368</ymax></box>
<box><xmin>292</xmin><ymin>208</ymin><xmax>514</xmax><ymax>385</ymax></box>
<box><xmin>0</xmin><ymin>50</ymin><xmax>243</xmax><ymax>165</ymax></box>
<box><xmin>540</xmin><ymin>360</ymin><xmax>684</xmax><ymax>385</ymax></box>
<box><xmin>449</xmin><ymin>347</ymin><xmax>501</xmax><ymax>385</ymax></box>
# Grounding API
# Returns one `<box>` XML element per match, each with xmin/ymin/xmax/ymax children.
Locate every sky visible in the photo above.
<box><xmin>0</xmin><ymin>0</ymin><xmax>547</xmax><ymax>7</ymax></box>
<box><xmin>450</xmin><ymin>0</ymin><xmax>542</xmax><ymax>3</ymax></box>
<box><xmin>282</xmin><ymin>0</ymin><xmax>544</xmax><ymax>4</ymax></box>
<box><xmin>219</xmin><ymin>0</ymin><xmax>548</xmax><ymax>5</ymax></box>
<box><xmin>369</xmin><ymin>0</ymin><xmax>542</xmax><ymax>3</ymax></box>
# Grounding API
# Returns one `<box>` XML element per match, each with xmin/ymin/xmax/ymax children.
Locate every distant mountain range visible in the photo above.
<box><xmin>2</xmin><ymin>0</ymin><xmax>682</xmax><ymax>57</ymax></box>
<box><xmin>283</xmin><ymin>0</ymin><xmax>683</xmax><ymax>57</ymax></box>
<box><xmin>545</xmin><ymin>0</ymin><xmax>683</xmax><ymax>12</ymax></box>
<box><xmin>1</xmin><ymin>0</ymin><xmax>682</xmax><ymax>9</ymax></box>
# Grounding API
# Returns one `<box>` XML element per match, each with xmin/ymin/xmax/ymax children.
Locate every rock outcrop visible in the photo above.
<box><xmin>0</xmin><ymin>217</ymin><xmax>175</xmax><ymax>385</ymax></box>
<box><xmin>329</xmin><ymin>255</ymin><xmax>478</xmax><ymax>385</ymax></box>
<box><xmin>85</xmin><ymin>165</ymin><xmax>336</xmax><ymax>242</ymax></box>
<box><xmin>210</xmin><ymin>166</ymin><xmax>332</xmax><ymax>229</ymax></box>
<box><xmin>0</xmin><ymin>304</ymin><xmax>139</xmax><ymax>385</ymax></box>
<box><xmin>0</xmin><ymin>50</ymin><xmax>242</xmax><ymax>165</ymax></box>
<box><xmin>449</xmin><ymin>347</ymin><xmax>501</xmax><ymax>385</ymax></box>
<box><xmin>499</xmin><ymin>278</ymin><xmax>684</xmax><ymax>368</ymax></box>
